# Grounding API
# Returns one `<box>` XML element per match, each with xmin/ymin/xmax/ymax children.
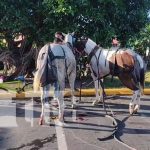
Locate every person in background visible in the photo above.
<box><xmin>112</xmin><ymin>36</ymin><xmax>120</xmax><ymax>47</ymax></box>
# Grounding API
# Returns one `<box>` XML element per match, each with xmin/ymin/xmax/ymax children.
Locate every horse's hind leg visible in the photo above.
<box><xmin>53</xmin><ymin>82</ymin><xmax>60</xmax><ymax>100</ymax></box>
<box><xmin>51</xmin><ymin>82</ymin><xmax>59</xmax><ymax>108</ymax></box>
<box><xmin>92</xmin><ymin>79</ymin><xmax>103</xmax><ymax>105</ymax></box>
<box><xmin>118</xmin><ymin>73</ymin><xmax>140</xmax><ymax>114</ymax></box>
<box><xmin>39</xmin><ymin>86</ymin><xmax>44</xmax><ymax>125</ymax></box>
<box><xmin>129</xmin><ymin>89</ymin><xmax>141</xmax><ymax>114</ymax></box>
<box><xmin>68</xmin><ymin>71</ymin><xmax>77</xmax><ymax>108</ymax></box>
<box><xmin>39</xmin><ymin>85</ymin><xmax>51</xmax><ymax>125</ymax></box>
<box><xmin>133</xmin><ymin>89</ymin><xmax>141</xmax><ymax>113</ymax></box>
<box><xmin>91</xmin><ymin>73</ymin><xmax>100</xmax><ymax>105</ymax></box>
<box><xmin>57</xmin><ymin>78</ymin><xmax>65</xmax><ymax>123</ymax></box>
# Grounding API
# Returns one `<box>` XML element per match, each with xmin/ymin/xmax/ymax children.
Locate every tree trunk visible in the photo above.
<box><xmin>0</xmin><ymin>36</ymin><xmax>37</xmax><ymax>81</ymax></box>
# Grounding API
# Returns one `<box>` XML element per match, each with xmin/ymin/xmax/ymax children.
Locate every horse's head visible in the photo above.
<box><xmin>65</xmin><ymin>32</ymin><xmax>91</xmax><ymax>55</ymax></box>
<box><xmin>64</xmin><ymin>32</ymin><xmax>86</xmax><ymax>54</ymax></box>
<box><xmin>64</xmin><ymin>33</ymin><xmax>77</xmax><ymax>47</ymax></box>
<box><xmin>73</xmin><ymin>35</ymin><xmax>88</xmax><ymax>54</ymax></box>
<box><xmin>75</xmin><ymin>36</ymin><xmax>87</xmax><ymax>49</ymax></box>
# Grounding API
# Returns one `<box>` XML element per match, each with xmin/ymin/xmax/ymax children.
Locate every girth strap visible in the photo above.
<box><xmin>87</xmin><ymin>45</ymin><xmax>99</xmax><ymax>63</ymax></box>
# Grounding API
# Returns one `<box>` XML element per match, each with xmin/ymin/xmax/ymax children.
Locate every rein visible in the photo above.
<box><xmin>48</xmin><ymin>44</ymin><xmax>68</xmax><ymax>83</ymax></box>
<box><xmin>59</xmin><ymin>45</ymin><xmax>68</xmax><ymax>75</ymax></box>
<box><xmin>87</xmin><ymin>44</ymin><xmax>107</xmax><ymax>114</ymax></box>
<box><xmin>66</xmin><ymin>42</ymin><xmax>75</xmax><ymax>54</ymax></box>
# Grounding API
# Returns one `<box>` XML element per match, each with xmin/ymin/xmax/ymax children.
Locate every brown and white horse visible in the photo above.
<box><xmin>73</xmin><ymin>36</ymin><xmax>145</xmax><ymax>114</ymax></box>
<box><xmin>33</xmin><ymin>34</ymin><xmax>76</xmax><ymax>126</ymax></box>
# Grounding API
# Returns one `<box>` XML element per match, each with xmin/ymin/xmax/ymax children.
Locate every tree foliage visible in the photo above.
<box><xmin>0</xmin><ymin>0</ymin><xmax>149</xmax><ymax>47</ymax></box>
<box><xmin>128</xmin><ymin>23</ymin><xmax>150</xmax><ymax>55</ymax></box>
<box><xmin>0</xmin><ymin>0</ymin><xmax>149</xmax><ymax>78</ymax></box>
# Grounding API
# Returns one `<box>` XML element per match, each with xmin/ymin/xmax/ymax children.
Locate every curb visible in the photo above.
<box><xmin>0</xmin><ymin>88</ymin><xmax>150</xmax><ymax>99</ymax></box>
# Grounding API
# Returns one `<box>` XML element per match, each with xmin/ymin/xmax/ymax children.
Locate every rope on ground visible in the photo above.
<box><xmin>98</xmin><ymin>114</ymin><xmax>118</xmax><ymax>141</ymax></box>
<box><xmin>98</xmin><ymin>101</ymin><xmax>137</xmax><ymax>150</ymax></box>
<box><xmin>114</xmin><ymin>115</ymin><xmax>137</xmax><ymax>150</ymax></box>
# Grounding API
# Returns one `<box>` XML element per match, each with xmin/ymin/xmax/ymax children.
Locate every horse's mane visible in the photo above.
<box><xmin>87</xmin><ymin>38</ymin><xmax>97</xmax><ymax>48</ymax></box>
<box><xmin>64</xmin><ymin>33</ymin><xmax>72</xmax><ymax>44</ymax></box>
<box><xmin>88</xmin><ymin>39</ymin><xmax>96</xmax><ymax>45</ymax></box>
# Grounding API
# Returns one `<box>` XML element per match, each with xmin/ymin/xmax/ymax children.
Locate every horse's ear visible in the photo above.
<box><xmin>62</xmin><ymin>33</ymin><xmax>66</xmax><ymax>36</ymax></box>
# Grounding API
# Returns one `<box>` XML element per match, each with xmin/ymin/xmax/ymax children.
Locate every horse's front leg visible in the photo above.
<box><xmin>39</xmin><ymin>87</ymin><xmax>45</xmax><ymax>125</ymax></box>
<box><xmin>69</xmin><ymin>71</ymin><xmax>77</xmax><ymax>108</ymax></box>
<box><xmin>92</xmin><ymin>79</ymin><xmax>103</xmax><ymax>106</ymax></box>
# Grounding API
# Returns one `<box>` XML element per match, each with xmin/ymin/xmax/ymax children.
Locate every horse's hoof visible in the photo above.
<box><xmin>45</xmin><ymin>118</ymin><xmax>51</xmax><ymax>125</ymax></box>
<box><xmin>63</xmin><ymin>104</ymin><xmax>67</xmax><ymax>109</ymax></box>
<box><xmin>77</xmin><ymin>100</ymin><xmax>80</xmax><ymax>104</ymax></box>
<box><xmin>44</xmin><ymin>102</ymin><xmax>50</xmax><ymax>109</ymax></box>
<box><xmin>129</xmin><ymin>109</ymin><xmax>134</xmax><ymax>115</ymax></box>
<box><xmin>55</xmin><ymin>120</ymin><xmax>68</xmax><ymax>127</ymax></box>
<box><xmin>55</xmin><ymin>121</ymin><xmax>64</xmax><ymax>127</ymax></box>
<box><xmin>51</xmin><ymin>106</ymin><xmax>59</xmax><ymax>110</ymax></box>
<box><xmin>92</xmin><ymin>100</ymin><xmax>100</xmax><ymax>106</ymax></box>
<box><xmin>133</xmin><ymin>105</ymin><xmax>140</xmax><ymax>113</ymax></box>
<box><xmin>51</xmin><ymin>102</ymin><xmax>59</xmax><ymax>107</ymax></box>
<box><xmin>129</xmin><ymin>104</ymin><xmax>135</xmax><ymax>115</ymax></box>
<box><xmin>71</xmin><ymin>104</ymin><xmax>77</xmax><ymax>109</ymax></box>
<box><xmin>53</xmin><ymin>97</ymin><xmax>59</xmax><ymax>101</ymax></box>
<box><xmin>39</xmin><ymin>118</ymin><xmax>44</xmax><ymax>125</ymax></box>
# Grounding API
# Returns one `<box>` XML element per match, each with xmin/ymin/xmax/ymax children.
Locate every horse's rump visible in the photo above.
<box><xmin>109</xmin><ymin>50</ymin><xmax>135</xmax><ymax>75</ymax></box>
<box><xmin>36</xmin><ymin>44</ymin><xmax>66</xmax><ymax>87</ymax></box>
<box><xmin>35</xmin><ymin>43</ymin><xmax>76</xmax><ymax>88</ymax></box>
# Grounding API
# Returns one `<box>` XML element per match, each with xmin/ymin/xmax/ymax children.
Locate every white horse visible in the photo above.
<box><xmin>74</xmin><ymin>36</ymin><xmax>145</xmax><ymax>114</ymax></box>
<box><xmin>33</xmin><ymin>33</ymin><xmax>76</xmax><ymax>126</ymax></box>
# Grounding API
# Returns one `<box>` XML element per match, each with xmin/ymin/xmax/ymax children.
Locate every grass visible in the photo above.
<box><xmin>0</xmin><ymin>81</ymin><xmax>23</xmax><ymax>91</ymax></box>
<box><xmin>104</xmin><ymin>70</ymin><xmax>150</xmax><ymax>88</ymax></box>
<box><xmin>0</xmin><ymin>80</ymin><xmax>33</xmax><ymax>92</ymax></box>
<box><xmin>145</xmin><ymin>71</ymin><xmax>150</xmax><ymax>88</ymax></box>
<box><xmin>0</xmin><ymin>70</ymin><xmax>150</xmax><ymax>91</ymax></box>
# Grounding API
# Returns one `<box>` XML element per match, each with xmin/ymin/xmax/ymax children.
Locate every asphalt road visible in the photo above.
<box><xmin>0</xmin><ymin>95</ymin><xmax>150</xmax><ymax>150</ymax></box>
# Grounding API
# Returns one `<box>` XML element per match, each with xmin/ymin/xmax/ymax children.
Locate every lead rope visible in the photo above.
<box><xmin>99</xmin><ymin>103</ymin><xmax>136</xmax><ymax>150</ymax></box>
<box><xmin>84</xmin><ymin>46</ymin><xmax>136</xmax><ymax>149</ymax></box>
<box><xmin>97</xmin><ymin>48</ymin><xmax>136</xmax><ymax>149</ymax></box>
<box><xmin>88</xmin><ymin>46</ymin><xmax>118</xmax><ymax>141</ymax></box>
<box><xmin>79</xmin><ymin>57</ymin><xmax>83</xmax><ymax>102</ymax></box>
<box><xmin>113</xmin><ymin>114</ymin><xmax>137</xmax><ymax>150</ymax></box>
<box><xmin>66</xmin><ymin>41</ymin><xmax>81</xmax><ymax>102</ymax></box>
<box><xmin>95</xmin><ymin>47</ymin><xmax>107</xmax><ymax>114</ymax></box>
<box><xmin>60</xmin><ymin>46</ymin><xmax>68</xmax><ymax>81</ymax></box>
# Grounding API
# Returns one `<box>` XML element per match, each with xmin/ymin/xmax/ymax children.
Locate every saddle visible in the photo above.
<box><xmin>109</xmin><ymin>50</ymin><xmax>135</xmax><ymax>75</ymax></box>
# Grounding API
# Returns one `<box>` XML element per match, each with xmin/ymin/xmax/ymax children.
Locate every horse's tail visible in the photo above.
<box><xmin>140</xmin><ymin>67</ymin><xmax>145</xmax><ymax>90</ymax></box>
<box><xmin>33</xmin><ymin>70</ymin><xmax>41</xmax><ymax>92</ymax></box>
<box><xmin>136</xmin><ymin>55</ymin><xmax>145</xmax><ymax>94</ymax></box>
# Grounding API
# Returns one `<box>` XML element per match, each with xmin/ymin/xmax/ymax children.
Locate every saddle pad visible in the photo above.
<box><xmin>109</xmin><ymin>50</ymin><xmax>135</xmax><ymax>71</ymax></box>
<box><xmin>117</xmin><ymin>51</ymin><xmax>135</xmax><ymax>69</ymax></box>
<box><xmin>50</xmin><ymin>44</ymin><xmax>65</xmax><ymax>57</ymax></box>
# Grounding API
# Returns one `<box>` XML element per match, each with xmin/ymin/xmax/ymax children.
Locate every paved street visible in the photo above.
<box><xmin>0</xmin><ymin>95</ymin><xmax>150</xmax><ymax>150</ymax></box>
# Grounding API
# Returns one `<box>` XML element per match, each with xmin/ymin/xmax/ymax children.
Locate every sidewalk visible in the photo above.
<box><xmin>0</xmin><ymin>88</ymin><xmax>150</xmax><ymax>99</ymax></box>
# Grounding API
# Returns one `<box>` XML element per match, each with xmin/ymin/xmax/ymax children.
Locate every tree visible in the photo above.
<box><xmin>0</xmin><ymin>0</ymin><xmax>149</xmax><ymax>80</ymax></box>
<box><xmin>128</xmin><ymin>24</ymin><xmax>150</xmax><ymax>55</ymax></box>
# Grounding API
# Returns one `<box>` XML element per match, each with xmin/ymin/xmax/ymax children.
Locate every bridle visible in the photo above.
<box><xmin>73</xmin><ymin>36</ymin><xmax>88</xmax><ymax>56</ymax></box>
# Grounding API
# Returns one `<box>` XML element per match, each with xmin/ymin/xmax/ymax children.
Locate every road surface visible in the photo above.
<box><xmin>0</xmin><ymin>95</ymin><xmax>150</xmax><ymax>150</ymax></box>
